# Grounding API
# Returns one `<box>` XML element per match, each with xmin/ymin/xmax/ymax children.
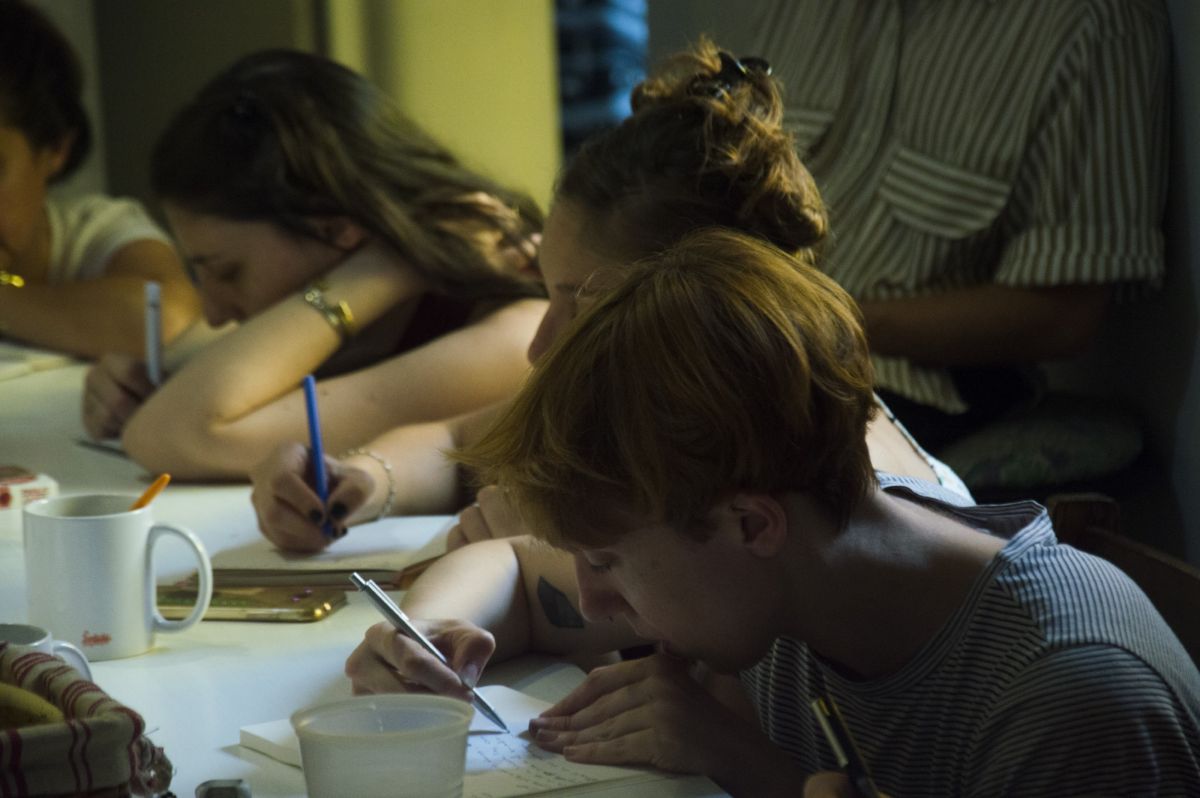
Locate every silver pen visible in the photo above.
<box><xmin>144</xmin><ymin>281</ymin><xmax>162</xmax><ymax>386</ymax></box>
<box><xmin>349</xmin><ymin>572</ymin><xmax>510</xmax><ymax>732</ymax></box>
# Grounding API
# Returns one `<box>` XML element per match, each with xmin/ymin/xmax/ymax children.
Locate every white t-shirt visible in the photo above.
<box><xmin>46</xmin><ymin>194</ymin><xmax>172</xmax><ymax>282</ymax></box>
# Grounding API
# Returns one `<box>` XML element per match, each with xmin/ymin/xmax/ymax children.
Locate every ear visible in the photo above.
<box><xmin>311</xmin><ymin>216</ymin><xmax>370</xmax><ymax>252</ymax></box>
<box><xmin>731</xmin><ymin>493</ymin><xmax>788</xmax><ymax>558</ymax></box>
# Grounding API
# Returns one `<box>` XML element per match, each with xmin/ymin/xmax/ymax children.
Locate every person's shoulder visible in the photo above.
<box><xmin>988</xmin><ymin>542</ymin><xmax>1200</xmax><ymax>713</ymax></box>
<box><xmin>1011</xmin><ymin>641</ymin><xmax>1199</xmax><ymax>707</ymax></box>
<box><xmin>51</xmin><ymin>193</ymin><xmax>160</xmax><ymax>231</ymax></box>
<box><xmin>48</xmin><ymin>194</ymin><xmax>171</xmax><ymax>280</ymax></box>
<box><xmin>991</xmin><ymin>535</ymin><xmax>1193</xmax><ymax>657</ymax></box>
<box><xmin>971</xmin><ymin>643</ymin><xmax>1200</xmax><ymax>795</ymax></box>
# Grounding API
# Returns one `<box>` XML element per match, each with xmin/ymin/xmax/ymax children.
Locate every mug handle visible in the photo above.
<box><xmin>146</xmin><ymin>523</ymin><xmax>213</xmax><ymax>632</ymax></box>
<box><xmin>50</xmin><ymin>640</ymin><xmax>93</xmax><ymax>681</ymax></box>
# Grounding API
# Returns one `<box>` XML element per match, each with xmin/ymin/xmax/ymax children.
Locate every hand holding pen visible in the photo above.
<box><xmin>301</xmin><ymin>374</ymin><xmax>336</xmax><ymax>540</ymax></box>
<box><xmin>350</xmin><ymin>572</ymin><xmax>509</xmax><ymax>732</ymax></box>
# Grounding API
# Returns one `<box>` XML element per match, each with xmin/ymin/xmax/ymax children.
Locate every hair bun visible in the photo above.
<box><xmin>559</xmin><ymin>35</ymin><xmax>828</xmax><ymax>263</ymax></box>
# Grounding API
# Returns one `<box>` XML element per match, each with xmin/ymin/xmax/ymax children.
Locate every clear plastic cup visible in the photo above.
<box><xmin>291</xmin><ymin>693</ymin><xmax>473</xmax><ymax>798</ymax></box>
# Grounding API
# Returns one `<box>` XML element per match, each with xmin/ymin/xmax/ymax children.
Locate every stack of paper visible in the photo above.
<box><xmin>240</xmin><ymin>685</ymin><xmax>672</xmax><ymax>797</ymax></box>
<box><xmin>0</xmin><ymin>342</ymin><xmax>72</xmax><ymax>382</ymax></box>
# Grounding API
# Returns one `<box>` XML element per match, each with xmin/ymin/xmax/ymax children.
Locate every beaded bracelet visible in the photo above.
<box><xmin>341</xmin><ymin>448</ymin><xmax>395</xmax><ymax>522</ymax></box>
<box><xmin>302</xmin><ymin>280</ymin><xmax>356</xmax><ymax>340</ymax></box>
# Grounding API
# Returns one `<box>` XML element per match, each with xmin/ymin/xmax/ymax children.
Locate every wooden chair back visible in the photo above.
<box><xmin>1048</xmin><ymin>493</ymin><xmax>1200</xmax><ymax>665</ymax></box>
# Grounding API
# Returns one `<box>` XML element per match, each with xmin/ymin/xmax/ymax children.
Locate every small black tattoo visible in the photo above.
<box><xmin>537</xmin><ymin>577</ymin><xmax>584</xmax><ymax>628</ymax></box>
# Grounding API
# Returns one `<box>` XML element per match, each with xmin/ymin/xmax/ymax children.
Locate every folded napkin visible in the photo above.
<box><xmin>0</xmin><ymin>642</ymin><xmax>173</xmax><ymax>797</ymax></box>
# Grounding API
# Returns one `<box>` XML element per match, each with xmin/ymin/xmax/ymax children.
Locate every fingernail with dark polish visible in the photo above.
<box><xmin>330</xmin><ymin>502</ymin><xmax>348</xmax><ymax>520</ymax></box>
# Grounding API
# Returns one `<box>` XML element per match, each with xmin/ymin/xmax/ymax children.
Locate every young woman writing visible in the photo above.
<box><xmin>248</xmin><ymin>40</ymin><xmax>968</xmax><ymax>550</ymax></box>
<box><xmin>81</xmin><ymin>50</ymin><xmax>546</xmax><ymax>481</ymax></box>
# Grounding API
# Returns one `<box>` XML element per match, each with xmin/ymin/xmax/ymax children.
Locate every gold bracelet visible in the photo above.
<box><xmin>341</xmin><ymin>448</ymin><xmax>395</xmax><ymax>522</ymax></box>
<box><xmin>0</xmin><ymin>270</ymin><xmax>26</xmax><ymax>288</ymax></box>
<box><xmin>302</xmin><ymin>280</ymin><xmax>356</xmax><ymax>339</ymax></box>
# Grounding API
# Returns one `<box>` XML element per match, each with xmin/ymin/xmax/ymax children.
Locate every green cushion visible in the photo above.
<box><xmin>938</xmin><ymin>396</ymin><xmax>1143</xmax><ymax>491</ymax></box>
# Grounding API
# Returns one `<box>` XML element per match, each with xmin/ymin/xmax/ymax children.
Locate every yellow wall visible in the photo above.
<box><xmin>327</xmin><ymin>0</ymin><xmax>561</xmax><ymax>211</ymax></box>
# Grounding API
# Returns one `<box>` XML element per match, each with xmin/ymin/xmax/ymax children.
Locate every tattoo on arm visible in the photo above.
<box><xmin>537</xmin><ymin>577</ymin><xmax>584</xmax><ymax>629</ymax></box>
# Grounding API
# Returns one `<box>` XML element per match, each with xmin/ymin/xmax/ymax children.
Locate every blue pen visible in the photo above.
<box><xmin>302</xmin><ymin>374</ymin><xmax>334</xmax><ymax>539</ymax></box>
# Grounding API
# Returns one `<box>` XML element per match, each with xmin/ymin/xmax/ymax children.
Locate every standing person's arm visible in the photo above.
<box><xmin>860</xmin><ymin>283</ymin><xmax>1109</xmax><ymax>366</ymax></box>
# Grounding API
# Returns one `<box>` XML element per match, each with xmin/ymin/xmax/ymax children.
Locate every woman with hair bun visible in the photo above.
<box><xmin>249</xmin><ymin>37</ymin><xmax>967</xmax><ymax>551</ymax></box>
<box><xmin>81</xmin><ymin>49</ymin><xmax>547</xmax><ymax>481</ymax></box>
<box><xmin>0</xmin><ymin>0</ymin><xmax>200</xmax><ymax>358</ymax></box>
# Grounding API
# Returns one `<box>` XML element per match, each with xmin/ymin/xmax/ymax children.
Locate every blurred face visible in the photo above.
<box><xmin>526</xmin><ymin>201</ymin><xmax>617</xmax><ymax>363</ymax></box>
<box><xmin>165</xmin><ymin>204</ymin><xmax>344</xmax><ymax>327</ymax></box>
<box><xmin>0</xmin><ymin>124</ymin><xmax>68</xmax><ymax>277</ymax></box>
<box><xmin>569</xmin><ymin>508</ymin><xmax>779</xmax><ymax>674</ymax></box>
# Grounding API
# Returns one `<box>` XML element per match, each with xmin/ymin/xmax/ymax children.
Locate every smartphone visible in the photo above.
<box><xmin>157</xmin><ymin>584</ymin><xmax>347</xmax><ymax>622</ymax></box>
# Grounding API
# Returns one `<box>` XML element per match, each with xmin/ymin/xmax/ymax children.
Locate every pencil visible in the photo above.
<box><xmin>129</xmin><ymin>473</ymin><xmax>170</xmax><ymax>511</ymax></box>
<box><xmin>302</xmin><ymin>375</ymin><xmax>334</xmax><ymax>538</ymax></box>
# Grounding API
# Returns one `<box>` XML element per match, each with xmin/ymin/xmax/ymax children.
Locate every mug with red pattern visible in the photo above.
<box><xmin>23</xmin><ymin>493</ymin><xmax>212</xmax><ymax>661</ymax></box>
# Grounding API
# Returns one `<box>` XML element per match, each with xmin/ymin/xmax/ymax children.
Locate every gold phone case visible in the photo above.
<box><xmin>156</xmin><ymin>584</ymin><xmax>347</xmax><ymax>622</ymax></box>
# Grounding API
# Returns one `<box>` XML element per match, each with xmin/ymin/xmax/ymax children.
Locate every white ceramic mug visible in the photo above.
<box><xmin>23</xmin><ymin>493</ymin><xmax>213</xmax><ymax>661</ymax></box>
<box><xmin>0</xmin><ymin>622</ymin><xmax>92</xmax><ymax>680</ymax></box>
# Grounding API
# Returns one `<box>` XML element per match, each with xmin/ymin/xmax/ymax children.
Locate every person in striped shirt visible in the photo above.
<box><xmin>680</xmin><ymin>0</ymin><xmax>1170</xmax><ymax>449</ymax></box>
<box><xmin>347</xmin><ymin>227</ymin><xmax>1200</xmax><ymax>796</ymax></box>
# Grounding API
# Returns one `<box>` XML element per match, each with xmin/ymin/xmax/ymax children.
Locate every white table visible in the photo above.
<box><xmin>1</xmin><ymin>363</ymin><xmax>726</xmax><ymax>798</ymax></box>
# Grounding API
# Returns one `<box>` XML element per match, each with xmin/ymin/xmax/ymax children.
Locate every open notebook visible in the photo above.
<box><xmin>0</xmin><ymin>342</ymin><xmax>73</xmax><ymax>382</ymax></box>
<box><xmin>210</xmin><ymin>515</ymin><xmax>453</xmax><ymax>589</ymax></box>
<box><xmin>240</xmin><ymin>684</ymin><xmax>672</xmax><ymax>797</ymax></box>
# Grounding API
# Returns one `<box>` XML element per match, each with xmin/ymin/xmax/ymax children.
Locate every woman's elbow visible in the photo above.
<box><xmin>121</xmin><ymin>408</ymin><xmax>239</xmax><ymax>481</ymax></box>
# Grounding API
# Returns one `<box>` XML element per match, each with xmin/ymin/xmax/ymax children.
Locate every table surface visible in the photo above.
<box><xmin>0</xmin><ymin>363</ymin><xmax>726</xmax><ymax>798</ymax></box>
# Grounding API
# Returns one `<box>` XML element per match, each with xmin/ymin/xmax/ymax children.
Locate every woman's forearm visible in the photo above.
<box><xmin>401</xmin><ymin>538</ymin><xmax>533</xmax><ymax>663</ymax></box>
<box><xmin>402</xmin><ymin>536</ymin><xmax>644</xmax><ymax>663</ymax></box>
<box><xmin>121</xmin><ymin>245</ymin><xmax>424</xmax><ymax>477</ymax></box>
<box><xmin>0</xmin><ymin>240</ymin><xmax>199</xmax><ymax>358</ymax></box>
<box><xmin>861</xmin><ymin>282</ymin><xmax>1110</xmax><ymax>366</ymax></box>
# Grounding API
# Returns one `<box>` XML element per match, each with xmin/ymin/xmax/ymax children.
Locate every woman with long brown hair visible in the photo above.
<box><xmin>82</xmin><ymin>50</ymin><xmax>546</xmax><ymax>481</ymax></box>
